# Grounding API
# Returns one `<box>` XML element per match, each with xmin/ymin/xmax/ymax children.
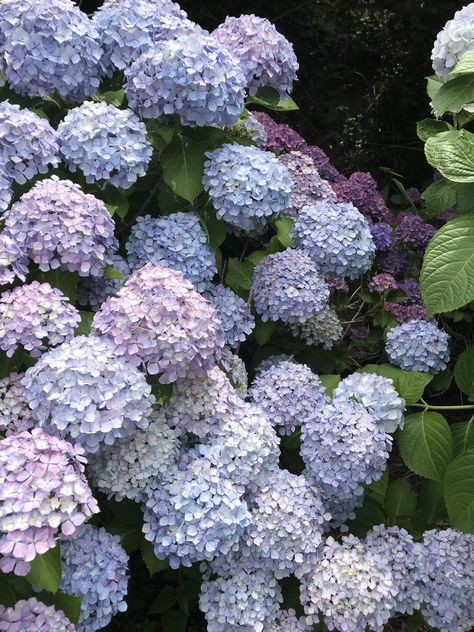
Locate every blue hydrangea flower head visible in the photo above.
<box><xmin>60</xmin><ymin>524</ymin><xmax>129</xmax><ymax>632</ymax></box>
<box><xmin>1</xmin><ymin>0</ymin><xmax>107</xmax><ymax>102</ymax></box>
<box><xmin>332</xmin><ymin>372</ymin><xmax>405</xmax><ymax>433</ymax></box>
<box><xmin>125</xmin><ymin>33</ymin><xmax>246</xmax><ymax>127</ymax></box>
<box><xmin>126</xmin><ymin>212</ymin><xmax>216</xmax><ymax>291</ymax></box>
<box><xmin>213</xmin><ymin>14</ymin><xmax>298</xmax><ymax>97</ymax></box>
<box><xmin>289</xmin><ymin>305</ymin><xmax>343</xmax><ymax>349</ymax></box>
<box><xmin>203</xmin><ymin>143</ymin><xmax>293</xmax><ymax>231</ymax></box>
<box><xmin>370</xmin><ymin>222</ymin><xmax>393</xmax><ymax>251</ymax></box>
<box><xmin>203</xmin><ymin>284</ymin><xmax>255</xmax><ymax>347</ymax></box>
<box><xmin>21</xmin><ymin>335</ymin><xmax>154</xmax><ymax>453</ymax></box>
<box><xmin>432</xmin><ymin>4</ymin><xmax>474</xmax><ymax>76</ymax></box>
<box><xmin>0</xmin><ymin>101</ymin><xmax>59</xmax><ymax>185</ymax></box>
<box><xmin>2</xmin><ymin>176</ymin><xmax>118</xmax><ymax>277</ymax></box>
<box><xmin>249</xmin><ymin>359</ymin><xmax>328</xmax><ymax>435</ymax></box>
<box><xmin>77</xmin><ymin>254</ymin><xmax>130</xmax><ymax>312</ymax></box>
<box><xmin>57</xmin><ymin>101</ymin><xmax>152</xmax><ymax>188</ymax></box>
<box><xmin>0</xmin><ymin>598</ymin><xmax>75</xmax><ymax>631</ymax></box>
<box><xmin>386</xmin><ymin>319</ymin><xmax>450</xmax><ymax>373</ymax></box>
<box><xmin>252</xmin><ymin>249</ymin><xmax>330</xmax><ymax>324</ymax></box>
<box><xmin>292</xmin><ymin>200</ymin><xmax>376</xmax><ymax>279</ymax></box>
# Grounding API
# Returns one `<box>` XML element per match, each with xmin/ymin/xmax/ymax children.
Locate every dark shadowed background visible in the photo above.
<box><xmin>79</xmin><ymin>0</ymin><xmax>460</xmax><ymax>186</ymax></box>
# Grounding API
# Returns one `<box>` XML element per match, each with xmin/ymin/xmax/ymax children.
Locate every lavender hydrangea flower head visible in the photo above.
<box><xmin>203</xmin><ymin>143</ymin><xmax>293</xmax><ymax>232</ymax></box>
<box><xmin>0</xmin><ymin>372</ymin><xmax>33</xmax><ymax>436</ymax></box>
<box><xmin>0</xmin><ymin>101</ymin><xmax>59</xmax><ymax>184</ymax></box>
<box><xmin>0</xmin><ymin>428</ymin><xmax>98</xmax><ymax>574</ymax></box>
<box><xmin>2</xmin><ymin>176</ymin><xmax>118</xmax><ymax>277</ymax></box>
<box><xmin>126</xmin><ymin>212</ymin><xmax>216</xmax><ymax>291</ymax></box>
<box><xmin>0</xmin><ymin>598</ymin><xmax>75</xmax><ymax>631</ymax></box>
<box><xmin>199</xmin><ymin>569</ymin><xmax>283</xmax><ymax>631</ymax></box>
<box><xmin>249</xmin><ymin>359</ymin><xmax>328</xmax><ymax>435</ymax></box>
<box><xmin>415</xmin><ymin>528</ymin><xmax>474</xmax><ymax>631</ymax></box>
<box><xmin>1</xmin><ymin>0</ymin><xmax>107</xmax><ymax>103</ymax></box>
<box><xmin>292</xmin><ymin>201</ymin><xmax>376</xmax><ymax>279</ymax></box>
<box><xmin>264</xmin><ymin>609</ymin><xmax>312</xmax><ymax>631</ymax></box>
<box><xmin>301</xmin><ymin>534</ymin><xmax>398</xmax><ymax>631</ymax></box>
<box><xmin>218</xmin><ymin>346</ymin><xmax>248</xmax><ymax>395</ymax></box>
<box><xmin>57</xmin><ymin>102</ymin><xmax>152</xmax><ymax>188</ymax></box>
<box><xmin>0</xmin><ymin>282</ymin><xmax>80</xmax><ymax>358</ymax></box>
<box><xmin>370</xmin><ymin>222</ymin><xmax>393</xmax><ymax>251</ymax></box>
<box><xmin>92</xmin><ymin>264</ymin><xmax>224</xmax><ymax>382</ymax></box>
<box><xmin>93</xmin><ymin>0</ymin><xmax>198</xmax><ymax>71</ymax></box>
<box><xmin>252</xmin><ymin>250</ymin><xmax>330</xmax><ymax>324</ymax></box>
<box><xmin>386</xmin><ymin>319</ymin><xmax>450</xmax><ymax>373</ymax></box>
<box><xmin>332</xmin><ymin>171</ymin><xmax>393</xmax><ymax>223</ymax></box>
<box><xmin>60</xmin><ymin>524</ymin><xmax>129</xmax><ymax>632</ymax></box>
<box><xmin>77</xmin><ymin>254</ymin><xmax>130</xmax><ymax>312</ymax></box>
<box><xmin>0</xmin><ymin>234</ymin><xmax>28</xmax><ymax>285</ymax></box>
<box><xmin>21</xmin><ymin>335</ymin><xmax>154</xmax><ymax>453</ymax></box>
<box><xmin>213</xmin><ymin>14</ymin><xmax>298</xmax><ymax>97</ymax></box>
<box><xmin>125</xmin><ymin>33</ymin><xmax>246</xmax><ymax>127</ymax></box>
<box><xmin>332</xmin><ymin>372</ymin><xmax>405</xmax><ymax>433</ymax></box>
<box><xmin>204</xmin><ymin>284</ymin><xmax>255</xmax><ymax>347</ymax></box>
<box><xmin>0</xmin><ymin>166</ymin><xmax>12</xmax><ymax>213</ymax></box>
<box><xmin>384</xmin><ymin>303</ymin><xmax>427</xmax><ymax>324</ymax></box>
<box><xmin>395</xmin><ymin>213</ymin><xmax>436</xmax><ymax>251</ymax></box>
<box><xmin>432</xmin><ymin>4</ymin><xmax>474</xmax><ymax>76</ymax></box>
<box><xmin>290</xmin><ymin>305</ymin><xmax>343</xmax><ymax>350</ymax></box>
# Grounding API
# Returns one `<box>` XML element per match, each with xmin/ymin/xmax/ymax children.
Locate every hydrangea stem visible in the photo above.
<box><xmin>412</xmin><ymin>398</ymin><xmax>474</xmax><ymax>411</ymax></box>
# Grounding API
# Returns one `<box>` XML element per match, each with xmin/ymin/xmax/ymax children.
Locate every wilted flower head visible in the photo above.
<box><xmin>0</xmin><ymin>234</ymin><xmax>28</xmax><ymax>285</ymax></box>
<box><xmin>125</xmin><ymin>33</ymin><xmax>246</xmax><ymax>127</ymax></box>
<box><xmin>60</xmin><ymin>524</ymin><xmax>129</xmax><ymax>632</ymax></box>
<box><xmin>203</xmin><ymin>143</ymin><xmax>293</xmax><ymax>232</ymax></box>
<box><xmin>126</xmin><ymin>212</ymin><xmax>216</xmax><ymax>291</ymax></box>
<box><xmin>386</xmin><ymin>319</ymin><xmax>450</xmax><ymax>373</ymax></box>
<box><xmin>58</xmin><ymin>101</ymin><xmax>152</xmax><ymax>188</ymax></box>
<box><xmin>0</xmin><ymin>101</ymin><xmax>59</xmax><ymax>184</ymax></box>
<box><xmin>21</xmin><ymin>335</ymin><xmax>154</xmax><ymax>453</ymax></box>
<box><xmin>2</xmin><ymin>176</ymin><xmax>118</xmax><ymax>277</ymax></box>
<box><xmin>204</xmin><ymin>284</ymin><xmax>255</xmax><ymax>347</ymax></box>
<box><xmin>252</xmin><ymin>249</ymin><xmax>330</xmax><ymax>324</ymax></box>
<box><xmin>213</xmin><ymin>14</ymin><xmax>298</xmax><ymax>97</ymax></box>
<box><xmin>77</xmin><ymin>254</ymin><xmax>130</xmax><ymax>312</ymax></box>
<box><xmin>0</xmin><ymin>598</ymin><xmax>75</xmax><ymax>631</ymax></box>
<box><xmin>432</xmin><ymin>4</ymin><xmax>474</xmax><ymax>76</ymax></box>
<box><xmin>292</xmin><ymin>200</ymin><xmax>375</xmax><ymax>279</ymax></box>
<box><xmin>289</xmin><ymin>305</ymin><xmax>343</xmax><ymax>350</ymax></box>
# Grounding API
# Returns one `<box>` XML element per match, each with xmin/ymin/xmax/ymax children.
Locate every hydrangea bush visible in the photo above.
<box><xmin>0</xmin><ymin>2</ymin><xmax>473</xmax><ymax>631</ymax></box>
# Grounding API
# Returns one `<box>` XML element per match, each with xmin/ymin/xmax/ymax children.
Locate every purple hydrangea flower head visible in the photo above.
<box><xmin>126</xmin><ymin>212</ymin><xmax>216</xmax><ymax>291</ymax></box>
<box><xmin>93</xmin><ymin>0</ymin><xmax>197</xmax><ymax>71</ymax></box>
<box><xmin>21</xmin><ymin>335</ymin><xmax>154</xmax><ymax>453</ymax></box>
<box><xmin>57</xmin><ymin>101</ymin><xmax>152</xmax><ymax>188</ymax></box>
<box><xmin>370</xmin><ymin>222</ymin><xmax>393</xmax><ymax>251</ymax></box>
<box><xmin>395</xmin><ymin>213</ymin><xmax>436</xmax><ymax>251</ymax></box>
<box><xmin>203</xmin><ymin>143</ymin><xmax>293</xmax><ymax>232</ymax></box>
<box><xmin>415</xmin><ymin>528</ymin><xmax>474</xmax><ymax>631</ymax></box>
<box><xmin>264</xmin><ymin>609</ymin><xmax>312</xmax><ymax>631</ymax></box>
<box><xmin>432</xmin><ymin>4</ymin><xmax>474</xmax><ymax>76</ymax></box>
<box><xmin>0</xmin><ymin>235</ymin><xmax>28</xmax><ymax>285</ymax></box>
<box><xmin>125</xmin><ymin>33</ymin><xmax>246</xmax><ymax>127</ymax></box>
<box><xmin>0</xmin><ymin>282</ymin><xmax>80</xmax><ymax>358</ymax></box>
<box><xmin>0</xmin><ymin>598</ymin><xmax>75</xmax><ymax>631</ymax></box>
<box><xmin>204</xmin><ymin>284</ymin><xmax>255</xmax><ymax>347</ymax></box>
<box><xmin>407</xmin><ymin>187</ymin><xmax>421</xmax><ymax>203</ymax></box>
<box><xmin>278</xmin><ymin>151</ymin><xmax>337</xmax><ymax>218</ymax></box>
<box><xmin>333</xmin><ymin>172</ymin><xmax>393</xmax><ymax>222</ymax></box>
<box><xmin>0</xmin><ymin>166</ymin><xmax>12</xmax><ymax>213</ymax></box>
<box><xmin>251</xmin><ymin>111</ymin><xmax>306</xmax><ymax>152</ymax></box>
<box><xmin>301</xmin><ymin>534</ymin><xmax>398</xmax><ymax>631</ymax></box>
<box><xmin>249</xmin><ymin>359</ymin><xmax>328</xmax><ymax>435</ymax></box>
<box><xmin>77</xmin><ymin>254</ymin><xmax>130</xmax><ymax>312</ymax></box>
<box><xmin>60</xmin><ymin>524</ymin><xmax>129</xmax><ymax>632</ymax></box>
<box><xmin>289</xmin><ymin>305</ymin><xmax>343</xmax><ymax>350</ymax></box>
<box><xmin>1</xmin><ymin>0</ymin><xmax>107</xmax><ymax>103</ymax></box>
<box><xmin>2</xmin><ymin>176</ymin><xmax>118</xmax><ymax>276</ymax></box>
<box><xmin>0</xmin><ymin>372</ymin><xmax>34</xmax><ymax>436</ymax></box>
<box><xmin>199</xmin><ymin>569</ymin><xmax>283</xmax><ymax>631</ymax></box>
<box><xmin>213</xmin><ymin>14</ymin><xmax>298</xmax><ymax>97</ymax></box>
<box><xmin>252</xmin><ymin>249</ymin><xmax>330</xmax><ymax>324</ymax></box>
<box><xmin>386</xmin><ymin>319</ymin><xmax>450</xmax><ymax>373</ymax></box>
<box><xmin>92</xmin><ymin>264</ymin><xmax>224</xmax><ymax>382</ymax></box>
<box><xmin>398</xmin><ymin>278</ymin><xmax>421</xmax><ymax>304</ymax></box>
<box><xmin>301</xmin><ymin>399</ymin><xmax>391</xmax><ymax>496</ymax></box>
<box><xmin>218</xmin><ymin>346</ymin><xmax>248</xmax><ymax>395</ymax></box>
<box><xmin>368</xmin><ymin>273</ymin><xmax>399</xmax><ymax>293</ymax></box>
<box><xmin>0</xmin><ymin>101</ymin><xmax>59</xmax><ymax>185</ymax></box>
<box><xmin>143</xmin><ymin>455</ymin><xmax>251</xmax><ymax>568</ymax></box>
<box><xmin>378</xmin><ymin>248</ymin><xmax>411</xmax><ymax>276</ymax></box>
<box><xmin>292</xmin><ymin>201</ymin><xmax>375</xmax><ymax>279</ymax></box>
<box><xmin>333</xmin><ymin>372</ymin><xmax>405</xmax><ymax>433</ymax></box>
<box><xmin>384</xmin><ymin>303</ymin><xmax>427</xmax><ymax>324</ymax></box>
<box><xmin>0</xmin><ymin>428</ymin><xmax>98</xmax><ymax>572</ymax></box>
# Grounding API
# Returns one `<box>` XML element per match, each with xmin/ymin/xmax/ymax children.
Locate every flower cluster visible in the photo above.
<box><xmin>386</xmin><ymin>319</ymin><xmax>450</xmax><ymax>373</ymax></box>
<box><xmin>0</xmin><ymin>372</ymin><xmax>33</xmax><ymax>436</ymax></box>
<box><xmin>0</xmin><ymin>234</ymin><xmax>28</xmax><ymax>285</ymax></box>
<box><xmin>370</xmin><ymin>222</ymin><xmax>393</xmax><ymax>251</ymax></box>
<box><xmin>0</xmin><ymin>598</ymin><xmax>75</xmax><ymax>632</ymax></box>
<box><xmin>432</xmin><ymin>3</ymin><xmax>474</xmax><ymax>76</ymax></box>
<box><xmin>332</xmin><ymin>171</ymin><xmax>392</xmax><ymax>222</ymax></box>
<box><xmin>289</xmin><ymin>305</ymin><xmax>343</xmax><ymax>349</ymax></box>
<box><xmin>384</xmin><ymin>302</ymin><xmax>427</xmax><ymax>324</ymax></box>
<box><xmin>395</xmin><ymin>213</ymin><xmax>436</xmax><ymax>251</ymax></box>
<box><xmin>368</xmin><ymin>272</ymin><xmax>399</xmax><ymax>293</ymax></box>
<box><xmin>203</xmin><ymin>285</ymin><xmax>255</xmax><ymax>348</ymax></box>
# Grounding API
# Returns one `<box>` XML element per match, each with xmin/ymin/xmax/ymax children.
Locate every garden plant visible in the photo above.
<box><xmin>0</xmin><ymin>1</ymin><xmax>473</xmax><ymax>631</ymax></box>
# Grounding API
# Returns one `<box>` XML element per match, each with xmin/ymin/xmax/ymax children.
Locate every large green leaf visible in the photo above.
<box><xmin>141</xmin><ymin>540</ymin><xmax>168</xmax><ymax>577</ymax></box>
<box><xmin>246</xmin><ymin>86</ymin><xmax>298</xmax><ymax>111</ymax></box>
<box><xmin>454</xmin><ymin>346</ymin><xmax>474</xmax><ymax>398</ymax></box>
<box><xmin>418</xmin><ymin>480</ymin><xmax>447</xmax><ymax>525</ymax></box>
<box><xmin>275</xmin><ymin>217</ymin><xmax>294</xmax><ymax>248</ymax></box>
<box><xmin>35</xmin><ymin>269</ymin><xmax>78</xmax><ymax>303</ymax></box>
<box><xmin>425</xmin><ymin>129</ymin><xmax>474</xmax><ymax>182</ymax></box>
<box><xmin>421</xmin><ymin>179</ymin><xmax>457</xmax><ymax>218</ymax></box>
<box><xmin>417</xmin><ymin>118</ymin><xmax>452</xmax><ymax>142</ymax></box>
<box><xmin>384</xmin><ymin>479</ymin><xmax>417</xmax><ymax>520</ymax></box>
<box><xmin>26</xmin><ymin>545</ymin><xmax>61</xmax><ymax>593</ymax></box>
<box><xmin>356</xmin><ymin>364</ymin><xmax>432</xmax><ymax>405</ymax></box>
<box><xmin>452</xmin><ymin>49</ymin><xmax>474</xmax><ymax>76</ymax></box>
<box><xmin>420</xmin><ymin>215</ymin><xmax>474</xmax><ymax>314</ymax></box>
<box><xmin>444</xmin><ymin>448</ymin><xmax>474</xmax><ymax>533</ymax></box>
<box><xmin>38</xmin><ymin>592</ymin><xmax>83</xmax><ymax>625</ymax></box>
<box><xmin>253</xmin><ymin>318</ymin><xmax>277</xmax><ymax>345</ymax></box>
<box><xmin>426</xmin><ymin>74</ymin><xmax>443</xmax><ymax>100</ymax></box>
<box><xmin>319</xmin><ymin>374</ymin><xmax>341</xmax><ymax>397</ymax></box>
<box><xmin>224</xmin><ymin>258</ymin><xmax>254</xmax><ymax>292</ymax></box>
<box><xmin>347</xmin><ymin>496</ymin><xmax>386</xmax><ymax>538</ymax></box>
<box><xmin>431</xmin><ymin>74</ymin><xmax>474</xmax><ymax>115</ymax></box>
<box><xmin>365</xmin><ymin>468</ymin><xmax>389</xmax><ymax>506</ymax></box>
<box><xmin>398</xmin><ymin>411</ymin><xmax>453</xmax><ymax>481</ymax></box>
<box><xmin>451</xmin><ymin>419</ymin><xmax>474</xmax><ymax>456</ymax></box>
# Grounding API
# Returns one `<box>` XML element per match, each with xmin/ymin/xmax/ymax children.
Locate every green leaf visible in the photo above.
<box><xmin>224</xmin><ymin>258</ymin><xmax>254</xmax><ymax>292</ymax></box>
<box><xmin>347</xmin><ymin>496</ymin><xmax>386</xmax><ymax>538</ymax></box>
<box><xmin>149</xmin><ymin>377</ymin><xmax>173</xmax><ymax>405</ymax></box>
<box><xmin>420</xmin><ymin>215</ymin><xmax>474</xmax><ymax>314</ymax></box>
<box><xmin>418</xmin><ymin>480</ymin><xmax>447</xmax><ymax>525</ymax></box>
<box><xmin>356</xmin><ymin>364</ymin><xmax>433</xmax><ymax>405</ymax></box>
<box><xmin>319</xmin><ymin>374</ymin><xmax>340</xmax><ymax>397</ymax></box>
<box><xmin>455</xmin><ymin>182</ymin><xmax>474</xmax><ymax>213</ymax></box>
<box><xmin>0</xmin><ymin>348</ymin><xmax>23</xmax><ymax>378</ymax></box>
<box><xmin>246</xmin><ymin>86</ymin><xmax>298</xmax><ymax>111</ymax></box>
<box><xmin>26</xmin><ymin>545</ymin><xmax>61</xmax><ymax>594</ymax></box>
<box><xmin>426</xmin><ymin>74</ymin><xmax>443</xmax><ymax>100</ymax></box>
<box><xmin>398</xmin><ymin>411</ymin><xmax>454</xmax><ymax>481</ymax></box>
<box><xmin>145</xmin><ymin>120</ymin><xmax>175</xmax><ymax>152</ymax></box>
<box><xmin>451</xmin><ymin>419</ymin><xmax>474</xmax><ymax>456</ymax></box>
<box><xmin>104</xmin><ymin>264</ymin><xmax>124</xmax><ymax>280</ymax></box>
<box><xmin>454</xmin><ymin>346</ymin><xmax>474</xmax><ymax>398</ymax></box>
<box><xmin>141</xmin><ymin>540</ymin><xmax>168</xmax><ymax>577</ymax></box>
<box><xmin>38</xmin><ymin>592</ymin><xmax>83</xmax><ymax>625</ymax></box>
<box><xmin>246</xmin><ymin>250</ymin><xmax>268</xmax><ymax>266</ymax></box>
<box><xmin>444</xmin><ymin>448</ymin><xmax>474</xmax><ymax>533</ymax></box>
<box><xmin>92</xmin><ymin>88</ymin><xmax>125</xmax><ymax>106</ymax></box>
<box><xmin>365</xmin><ymin>469</ymin><xmax>389</xmax><ymax>506</ymax></box>
<box><xmin>416</xmin><ymin>118</ymin><xmax>452</xmax><ymax>142</ymax></box>
<box><xmin>36</xmin><ymin>269</ymin><xmax>78</xmax><ymax>303</ymax></box>
<box><xmin>200</xmin><ymin>212</ymin><xmax>227</xmax><ymax>248</ymax></box>
<box><xmin>105</xmin><ymin>188</ymin><xmax>129</xmax><ymax>220</ymax></box>
<box><xmin>150</xmin><ymin>585</ymin><xmax>178</xmax><ymax>614</ymax></box>
<box><xmin>384</xmin><ymin>478</ymin><xmax>417</xmax><ymax>520</ymax></box>
<box><xmin>421</xmin><ymin>179</ymin><xmax>457</xmax><ymax>218</ymax></box>
<box><xmin>253</xmin><ymin>318</ymin><xmax>277</xmax><ymax>345</ymax></box>
<box><xmin>275</xmin><ymin>217</ymin><xmax>294</xmax><ymax>248</ymax></box>
<box><xmin>74</xmin><ymin>311</ymin><xmax>94</xmax><ymax>336</ymax></box>
<box><xmin>431</xmin><ymin>74</ymin><xmax>474</xmax><ymax>115</ymax></box>
<box><xmin>452</xmin><ymin>50</ymin><xmax>474</xmax><ymax>76</ymax></box>
<box><xmin>425</xmin><ymin>129</ymin><xmax>474</xmax><ymax>182</ymax></box>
